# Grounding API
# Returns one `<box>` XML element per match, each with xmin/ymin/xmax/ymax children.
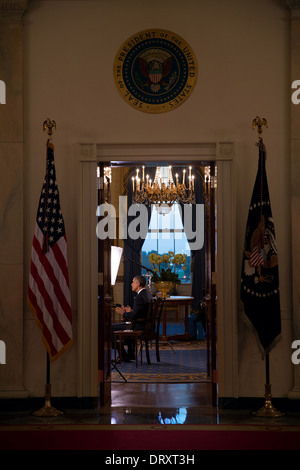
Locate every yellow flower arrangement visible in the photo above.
<box><xmin>148</xmin><ymin>251</ymin><xmax>187</xmax><ymax>284</ymax></box>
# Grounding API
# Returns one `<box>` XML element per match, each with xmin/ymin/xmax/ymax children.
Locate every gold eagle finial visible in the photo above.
<box><xmin>252</xmin><ymin>116</ymin><xmax>268</xmax><ymax>141</ymax></box>
<box><xmin>43</xmin><ymin>118</ymin><xmax>56</xmax><ymax>139</ymax></box>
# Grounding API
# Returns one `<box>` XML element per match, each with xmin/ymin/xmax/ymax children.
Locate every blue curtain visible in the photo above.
<box><xmin>171</xmin><ymin>166</ymin><xmax>206</xmax><ymax>313</ymax></box>
<box><xmin>123</xmin><ymin>167</ymin><xmax>156</xmax><ymax>307</ymax></box>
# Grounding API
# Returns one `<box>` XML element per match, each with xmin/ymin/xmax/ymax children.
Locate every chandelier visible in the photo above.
<box><xmin>132</xmin><ymin>166</ymin><xmax>195</xmax><ymax>214</ymax></box>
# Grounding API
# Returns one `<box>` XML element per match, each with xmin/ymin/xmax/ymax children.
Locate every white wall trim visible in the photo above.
<box><xmin>78</xmin><ymin>142</ymin><xmax>238</xmax><ymax>399</ymax></box>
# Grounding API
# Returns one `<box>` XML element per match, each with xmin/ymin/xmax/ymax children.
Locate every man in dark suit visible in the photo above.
<box><xmin>113</xmin><ymin>275</ymin><xmax>152</xmax><ymax>361</ymax></box>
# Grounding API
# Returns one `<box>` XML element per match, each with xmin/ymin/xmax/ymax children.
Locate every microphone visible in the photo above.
<box><xmin>122</xmin><ymin>256</ymin><xmax>154</xmax><ymax>274</ymax></box>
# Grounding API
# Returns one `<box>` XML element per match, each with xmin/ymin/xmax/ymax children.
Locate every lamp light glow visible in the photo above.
<box><xmin>111</xmin><ymin>246</ymin><xmax>123</xmax><ymax>285</ymax></box>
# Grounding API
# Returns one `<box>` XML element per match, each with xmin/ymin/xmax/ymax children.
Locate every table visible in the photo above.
<box><xmin>160</xmin><ymin>296</ymin><xmax>194</xmax><ymax>341</ymax></box>
<box><xmin>113</xmin><ymin>330</ymin><xmax>143</xmax><ymax>367</ymax></box>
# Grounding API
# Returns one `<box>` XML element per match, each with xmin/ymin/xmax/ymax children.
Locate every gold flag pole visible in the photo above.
<box><xmin>33</xmin><ymin>118</ymin><xmax>63</xmax><ymax>418</ymax></box>
<box><xmin>252</xmin><ymin>355</ymin><xmax>285</xmax><ymax>418</ymax></box>
<box><xmin>251</xmin><ymin>116</ymin><xmax>284</xmax><ymax>418</ymax></box>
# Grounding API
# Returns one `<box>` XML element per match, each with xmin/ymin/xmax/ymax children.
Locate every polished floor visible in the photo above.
<box><xmin>2</xmin><ymin>329</ymin><xmax>300</xmax><ymax>451</ymax></box>
<box><xmin>105</xmin><ymin>382</ymin><xmax>300</xmax><ymax>426</ymax></box>
<box><xmin>1</xmin><ymin>382</ymin><xmax>300</xmax><ymax>427</ymax></box>
<box><xmin>1</xmin><ymin>330</ymin><xmax>300</xmax><ymax>428</ymax></box>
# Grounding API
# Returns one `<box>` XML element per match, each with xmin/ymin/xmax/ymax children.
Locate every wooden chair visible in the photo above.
<box><xmin>113</xmin><ymin>329</ymin><xmax>143</xmax><ymax>367</ymax></box>
<box><xmin>140</xmin><ymin>297</ymin><xmax>165</xmax><ymax>365</ymax></box>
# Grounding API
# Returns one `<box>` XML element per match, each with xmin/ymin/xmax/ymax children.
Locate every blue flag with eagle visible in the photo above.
<box><xmin>240</xmin><ymin>142</ymin><xmax>281</xmax><ymax>355</ymax></box>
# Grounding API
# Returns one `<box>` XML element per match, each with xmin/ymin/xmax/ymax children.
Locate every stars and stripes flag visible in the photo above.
<box><xmin>27</xmin><ymin>142</ymin><xmax>73</xmax><ymax>362</ymax></box>
<box><xmin>240</xmin><ymin>142</ymin><xmax>281</xmax><ymax>355</ymax></box>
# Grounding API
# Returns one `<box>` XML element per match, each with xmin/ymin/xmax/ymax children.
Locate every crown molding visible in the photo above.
<box><xmin>0</xmin><ymin>1</ymin><xmax>29</xmax><ymax>21</ymax></box>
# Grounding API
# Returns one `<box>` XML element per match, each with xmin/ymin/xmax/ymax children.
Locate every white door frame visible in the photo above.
<box><xmin>78</xmin><ymin>142</ymin><xmax>238</xmax><ymax>400</ymax></box>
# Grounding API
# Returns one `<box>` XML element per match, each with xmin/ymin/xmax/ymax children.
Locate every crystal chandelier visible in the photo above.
<box><xmin>132</xmin><ymin>166</ymin><xmax>195</xmax><ymax>214</ymax></box>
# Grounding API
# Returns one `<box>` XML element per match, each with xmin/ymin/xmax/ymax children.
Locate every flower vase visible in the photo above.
<box><xmin>154</xmin><ymin>281</ymin><xmax>174</xmax><ymax>298</ymax></box>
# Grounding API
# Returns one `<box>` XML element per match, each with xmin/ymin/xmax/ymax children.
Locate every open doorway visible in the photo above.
<box><xmin>78</xmin><ymin>142</ymin><xmax>238</xmax><ymax>408</ymax></box>
<box><xmin>96</xmin><ymin>161</ymin><xmax>218</xmax><ymax>405</ymax></box>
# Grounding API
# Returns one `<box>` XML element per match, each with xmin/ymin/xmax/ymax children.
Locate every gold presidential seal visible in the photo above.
<box><xmin>113</xmin><ymin>29</ymin><xmax>198</xmax><ymax>113</ymax></box>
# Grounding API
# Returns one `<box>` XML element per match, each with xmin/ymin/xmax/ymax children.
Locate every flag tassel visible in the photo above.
<box><xmin>33</xmin><ymin>353</ymin><xmax>64</xmax><ymax>417</ymax></box>
<box><xmin>252</xmin><ymin>354</ymin><xmax>285</xmax><ymax>418</ymax></box>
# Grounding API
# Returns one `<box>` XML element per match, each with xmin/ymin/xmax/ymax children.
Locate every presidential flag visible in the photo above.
<box><xmin>28</xmin><ymin>142</ymin><xmax>73</xmax><ymax>362</ymax></box>
<box><xmin>240</xmin><ymin>143</ymin><xmax>281</xmax><ymax>355</ymax></box>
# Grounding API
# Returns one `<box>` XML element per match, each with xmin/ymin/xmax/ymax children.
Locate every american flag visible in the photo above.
<box><xmin>250</xmin><ymin>246</ymin><xmax>265</xmax><ymax>266</ymax></box>
<box><xmin>27</xmin><ymin>143</ymin><xmax>73</xmax><ymax>362</ymax></box>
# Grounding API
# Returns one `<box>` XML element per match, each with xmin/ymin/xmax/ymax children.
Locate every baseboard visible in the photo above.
<box><xmin>219</xmin><ymin>396</ymin><xmax>300</xmax><ymax>412</ymax></box>
<box><xmin>0</xmin><ymin>396</ymin><xmax>98</xmax><ymax>412</ymax></box>
<box><xmin>2</xmin><ymin>395</ymin><xmax>300</xmax><ymax>413</ymax></box>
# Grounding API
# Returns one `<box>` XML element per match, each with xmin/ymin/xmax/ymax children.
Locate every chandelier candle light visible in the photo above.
<box><xmin>132</xmin><ymin>165</ymin><xmax>195</xmax><ymax>214</ymax></box>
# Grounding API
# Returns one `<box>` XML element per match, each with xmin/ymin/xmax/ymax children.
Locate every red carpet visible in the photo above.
<box><xmin>1</xmin><ymin>424</ymin><xmax>300</xmax><ymax>450</ymax></box>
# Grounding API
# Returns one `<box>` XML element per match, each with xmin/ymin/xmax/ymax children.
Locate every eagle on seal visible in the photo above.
<box><xmin>138</xmin><ymin>55</ymin><xmax>172</xmax><ymax>92</ymax></box>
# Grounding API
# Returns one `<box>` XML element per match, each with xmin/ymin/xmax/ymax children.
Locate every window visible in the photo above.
<box><xmin>141</xmin><ymin>168</ymin><xmax>191</xmax><ymax>283</ymax></box>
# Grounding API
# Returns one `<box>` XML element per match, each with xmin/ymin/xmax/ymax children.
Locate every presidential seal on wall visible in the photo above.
<box><xmin>113</xmin><ymin>29</ymin><xmax>198</xmax><ymax>113</ymax></box>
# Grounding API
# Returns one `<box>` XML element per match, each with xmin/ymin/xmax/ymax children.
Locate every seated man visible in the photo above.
<box><xmin>112</xmin><ymin>275</ymin><xmax>152</xmax><ymax>361</ymax></box>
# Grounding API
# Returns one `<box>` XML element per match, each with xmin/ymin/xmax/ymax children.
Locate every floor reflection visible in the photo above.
<box><xmin>157</xmin><ymin>407</ymin><xmax>187</xmax><ymax>425</ymax></box>
<box><xmin>1</xmin><ymin>383</ymin><xmax>300</xmax><ymax>428</ymax></box>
